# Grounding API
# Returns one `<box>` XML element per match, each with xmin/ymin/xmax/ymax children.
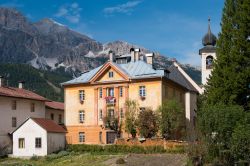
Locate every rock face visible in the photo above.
<box><xmin>0</xmin><ymin>7</ymin><xmax>201</xmax><ymax>83</ymax></box>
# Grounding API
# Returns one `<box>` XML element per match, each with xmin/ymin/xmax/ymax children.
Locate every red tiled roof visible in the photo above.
<box><xmin>45</xmin><ymin>101</ymin><xmax>64</xmax><ymax>110</ymax></box>
<box><xmin>0</xmin><ymin>86</ymin><xmax>48</xmax><ymax>101</ymax></box>
<box><xmin>32</xmin><ymin>118</ymin><xmax>66</xmax><ymax>133</ymax></box>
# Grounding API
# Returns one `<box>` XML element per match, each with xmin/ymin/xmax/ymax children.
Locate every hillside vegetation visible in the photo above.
<box><xmin>0</xmin><ymin>64</ymin><xmax>72</xmax><ymax>101</ymax></box>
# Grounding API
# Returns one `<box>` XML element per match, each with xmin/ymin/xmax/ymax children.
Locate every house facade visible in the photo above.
<box><xmin>62</xmin><ymin>49</ymin><xmax>201</xmax><ymax>144</ymax></box>
<box><xmin>45</xmin><ymin>101</ymin><xmax>64</xmax><ymax>125</ymax></box>
<box><xmin>12</xmin><ymin>118</ymin><xmax>66</xmax><ymax>157</ymax></box>
<box><xmin>0</xmin><ymin>80</ymin><xmax>48</xmax><ymax>153</ymax></box>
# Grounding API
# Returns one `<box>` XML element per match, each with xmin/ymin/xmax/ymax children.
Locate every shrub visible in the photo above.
<box><xmin>137</xmin><ymin>108</ymin><xmax>159</xmax><ymax>138</ymax></box>
<box><xmin>158</xmin><ymin>99</ymin><xmax>186</xmax><ymax>140</ymax></box>
<box><xmin>116</xmin><ymin>158</ymin><xmax>126</xmax><ymax>164</ymax></box>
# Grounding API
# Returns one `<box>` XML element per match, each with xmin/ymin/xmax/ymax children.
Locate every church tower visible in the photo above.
<box><xmin>199</xmin><ymin>18</ymin><xmax>217</xmax><ymax>86</ymax></box>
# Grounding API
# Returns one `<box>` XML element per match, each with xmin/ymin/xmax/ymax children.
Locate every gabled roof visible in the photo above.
<box><xmin>0</xmin><ymin>86</ymin><xmax>48</xmax><ymax>101</ymax></box>
<box><xmin>168</xmin><ymin>65</ymin><xmax>197</xmax><ymax>92</ymax></box>
<box><xmin>11</xmin><ymin>118</ymin><xmax>66</xmax><ymax>134</ymax></box>
<box><xmin>45</xmin><ymin>101</ymin><xmax>64</xmax><ymax>110</ymax></box>
<box><xmin>62</xmin><ymin>61</ymin><xmax>165</xmax><ymax>86</ymax></box>
<box><xmin>61</xmin><ymin>60</ymin><xmax>199</xmax><ymax>93</ymax></box>
<box><xmin>32</xmin><ymin>118</ymin><xmax>66</xmax><ymax>133</ymax></box>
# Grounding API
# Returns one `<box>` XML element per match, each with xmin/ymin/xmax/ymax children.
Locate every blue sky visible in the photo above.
<box><xmin>0</xmin><ymin>0</ymin><xmax>224</xmax><ymax>66</ymax></box>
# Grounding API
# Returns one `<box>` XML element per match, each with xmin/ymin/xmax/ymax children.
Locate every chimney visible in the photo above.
<box><xmin>18</xmin><ymin>81</ymin><xmax>25</xmax><ymax>89</ymax></box>
<box><xmin>130</xmin><ymin>48</ymin><xmax>135</xmax><ymax>62</ymax></box>
<box><xmin>109</xmin><ymin>50</ymin><xmax>115</xmax><ymax>62</ymax></box>
<box><xmin>134</xmin><ymin>48</ymin><xmax>140</xmax><ymax>61</ymax></box>
<box><xmin>0</xmin><ymin>76</ymin><xmax>4</xmax><ymax>87</ymax></box>
<box><xmin>145</xmin><ymin>53</ymin><xmax>154</xmax><ymax>65</ymax></box>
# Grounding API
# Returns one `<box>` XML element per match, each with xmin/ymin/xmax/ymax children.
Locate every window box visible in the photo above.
<box><xmin>140</xmin><ymin>96</ymin><xmax>146</xmax><ymax>100</ymax></box>
<box><xmin>105</xmin><ymin>96</ymin><xmax>116</xmax><ymax>105</ymax></box>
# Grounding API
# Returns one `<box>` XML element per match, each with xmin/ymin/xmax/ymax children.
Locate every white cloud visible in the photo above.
<box><xmin>54</xmin><ymin>2</ymin><xmax>82</xmax><ymax>23</ymax></box>
<box><xmin>103</xmin><ymin>1</ymin><xmax>142</xmax><ymax>15</ymax></box>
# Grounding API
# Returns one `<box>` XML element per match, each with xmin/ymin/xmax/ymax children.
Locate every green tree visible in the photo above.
<box><xmin>137</xmin><ymin>108</ymin><xmax>159</xmax><ymax>138</ymax></box>
<box><xmin>230</xmin><ymin>115</ymin><xmax>250</xmax><ymax>162</ymax></box>
<box><xmin>158</xmin><ymin>99</ymin><xmax>185</xmax><ymax>140</ymax></box>
<box><xmin>205</xmin><ymin>0</ymin><xmax>250</xmax><ymax>107</ymax></box>
<box><xmin>124</xmin><ymin>99</ymin><xmax>139</xmax><ymax>138</ymax></box>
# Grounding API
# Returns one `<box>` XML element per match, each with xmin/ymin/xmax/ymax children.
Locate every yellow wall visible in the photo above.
<box><xmin>64</xmin><ymin>66</ymin><xmax>187</xmax><ymax>144</ymax></box>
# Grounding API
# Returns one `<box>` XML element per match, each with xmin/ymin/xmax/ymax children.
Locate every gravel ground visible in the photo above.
<box><xmin>103</xmin><ymin>153</ymin><xmax>187</xmax><ymax>166</ymax></box>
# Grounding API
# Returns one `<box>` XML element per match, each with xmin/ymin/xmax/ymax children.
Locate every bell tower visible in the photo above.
<box><xmin>199</xmin><ymin>18</ymin><xmax>217</xmax><ymax>86</ymax></box>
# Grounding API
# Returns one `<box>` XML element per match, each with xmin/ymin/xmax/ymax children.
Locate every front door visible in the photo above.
<box><xmin>106</xmin><ymin>131</ymin><xmax>116</xmax><ymax>144</ymax></box>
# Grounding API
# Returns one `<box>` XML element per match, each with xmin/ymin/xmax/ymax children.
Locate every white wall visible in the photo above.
<box><xmin>185</xmin><ymin>92</ymin><xmax>197</xmax><ymax>141</ymax></box>
<box><xmin>13</xmin><ymin>119</ymin><xmax>47</xmax><ymax>157</ymax></box>
<box><xmin>0</xmin><ymin>96</ymin><xmax>46</xmax><ymax>152</ymax></box>
<box><xmin>47</xmin><ymin>133</ymin><xmax>65</xmax><ymax>154</ymax></box>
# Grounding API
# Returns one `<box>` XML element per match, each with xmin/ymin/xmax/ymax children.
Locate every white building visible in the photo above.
<box><xmin>12</xmin><ymin>118</ymin><xmax>66</xmax><ymax>157</ymax></box>
<box><xmin>0</xmin><ymin>79</ymin><xmax>48</xmax><ymax>154</ymax></box>
<box><xmin>199</xmin><ymin>18</ymin><xmax>217</xmax><ymax>87</ymax></box>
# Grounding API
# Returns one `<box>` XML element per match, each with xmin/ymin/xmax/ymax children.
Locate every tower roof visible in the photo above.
<box><xmin>202</xmin><ymin>18</ymin><xmax>217</xmax><ymax>46</ymax></box>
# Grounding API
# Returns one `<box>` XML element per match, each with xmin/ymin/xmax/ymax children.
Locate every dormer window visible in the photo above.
<box><xmin>206</xmin><ymin>56</ymin><xmax>213</xmax><ymax>69</ymax></box>
<box><xmin>108</xmin><ymin>71</ymin><xmax>114</xmax><ymax>78</ymax></box>
<box><xmin>79</xmin><ymin>90</ymin><xmax>85</xmax><ymax>103</ymax></box>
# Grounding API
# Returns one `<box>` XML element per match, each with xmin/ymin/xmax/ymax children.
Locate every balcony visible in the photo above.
<box><xmin>105</xmin><ymin>96</ymin><xmax>116</xmax><ymax>106</ymax></box>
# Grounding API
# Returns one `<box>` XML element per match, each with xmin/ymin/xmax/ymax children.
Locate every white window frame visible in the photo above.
<box><xmin>120</xmin><ymin>108</ymin><xmax>124</xmax><ymax>119</ymax></box>
<box><xmin>107</xmin><ymin>88</ymin><xmax>114</xmax><ymax>97</ymax></box>
<box><xmin>18</xmin><ymin>138</ymin><xmax>25</xmax><ymax>149</ymax></box>
<box><xmin>79</xmin><ymin>90</ymin><xmax>85</xmax><ymax>102</ymax></box>
<box><xmin>99</xmin><ymin>88</ymin><xmax>102</xmax><ymax>98</ymax></box>
<box><xmin>139</xmin><ymin>86</ymin><xmax>146</xmax><ymax>97</ymax></box>
<box><xmin>79</xmin><ymin>132</ymin><xmax>85</xmax><ymax>143</ymax></box>
<box><xmin>119</xmin><ymin>87</ymin><xmax>123</xmax><ymax>97</ymax></box>
<box><xmin>35</xmin><ymin>137</ymin><xmax>42</xmax><ymax>148</ymax></box>
<box><xmin>79</xmin><ymin>110</ymin><xmax>85</xmax><ymax>123</ymax></box>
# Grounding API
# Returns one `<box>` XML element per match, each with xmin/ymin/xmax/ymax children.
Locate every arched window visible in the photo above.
<box><xmin>206</xmin><ymin>56</ymin><xmax>213</xmax><ymax>69</ymax></box>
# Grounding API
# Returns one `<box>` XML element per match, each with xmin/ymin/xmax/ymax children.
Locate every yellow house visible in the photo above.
<box><xmin>62</xmin><ymin>49</ymin><xmax>201</xmax><ymax>144</ymax></box>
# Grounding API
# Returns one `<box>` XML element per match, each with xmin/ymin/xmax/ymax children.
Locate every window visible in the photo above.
<box><xmin>206</xmin><ymin>56</ymin><xmax>213</xmax><ymax>69</ymax></box>
<box><xmin>79</xmin><ymin>132</ymin><xmax>85</xmax><ymax>143</ymax></box>
<box><xmin>108</xmin><ymin>71</ymin><xmax>114</xmax><ymax>78</ymax></box>
<box><xmin>51</xmin><ymin>113</ymin><xmax>54</xmax><ymax>120</ymax></box>
<box><xmin>120</xmin><ymin>108</ymin><xmax>124</xmax><ymax>119</ymax></box>
<box><xmin>35</xmin><ymin>138</ymin><xmax>42</xmax><ymax>148</ymax></box>
<box><xmin>99</xmin><ymin>109</ymin><xmax>103</xmax><ymax>120</ymax></box>
<box><xmin>12</xmin><ymin>100</ymin><xmax>16</xmax><ymax>110</ymax></box>
<box><xmin>79</xmin><ymin>110</ymin><xmax>85</xmax><ymax>123</ymax></box>
<box><xmin>18</xmin><ymin>138</ymin><xmax>25</xmax><ymax>149</ymax></box>
<box><xmin>119</xmin><ymin>87</ymin><xmax>123</xmax><ymax>97</ymax></box>
<box><xmin>139</xmin><ymin>86</ymin><xmax>146</xmax><ymax>97</ymax></box>
<box><xmin>99</xmin><ymin>88</ymin><xmax>102</xmax><ymax>98</ymax></box>
<box><xmin>173</xmin><ymin>89</ymin><xmax>176</xmax><ymax>98</ymax></box>
<box><xmin>108</xmin><ymin>109</ymin><xmax>114</xmax><ymax>118</ymax></box>
<box><xmin>30</xmin><ymin>103</ymin><xmax>35</xmax><ymax>112</ymax></box>
<box><xmin>99</xmin><ymin>132</ymin><xmax>102</xmax><ymax>143</ymax></box>
<box><xmin>58</xmin><ymin>114</ymin><xmax>62</xmax><ymax>124</ymax></box>
<box><xmin>12</xmin><ymin>117</ymin><xmax>17</xmax><ymax>127</ymax></box>
<box><xmin>107</xmin><ymin>88</ymin><xmax>114</xmax><ymax>97</ymax></box>
<box><xmin>79</xmin><ymin>90</ymin><xmax>85</xmax><ymax>102</ymax></box>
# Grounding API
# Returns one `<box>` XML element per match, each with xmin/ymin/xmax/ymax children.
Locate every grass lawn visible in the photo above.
<box><xmin>0</xmin><ymin>152</ymin><xmax>116</xmax><ymax>166</ymax></box>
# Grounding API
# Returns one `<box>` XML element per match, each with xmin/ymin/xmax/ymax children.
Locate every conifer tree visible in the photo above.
<box><xmin>205</xmin><ymin>0</ymin><xmax>250</xmax><ymax>107</ymax></box>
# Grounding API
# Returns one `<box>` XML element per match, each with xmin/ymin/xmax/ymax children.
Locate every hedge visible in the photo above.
<box><xmin>67</xmin><ymin>144</ymin><xmax>168</xmax><ymax>154</ymax></box>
